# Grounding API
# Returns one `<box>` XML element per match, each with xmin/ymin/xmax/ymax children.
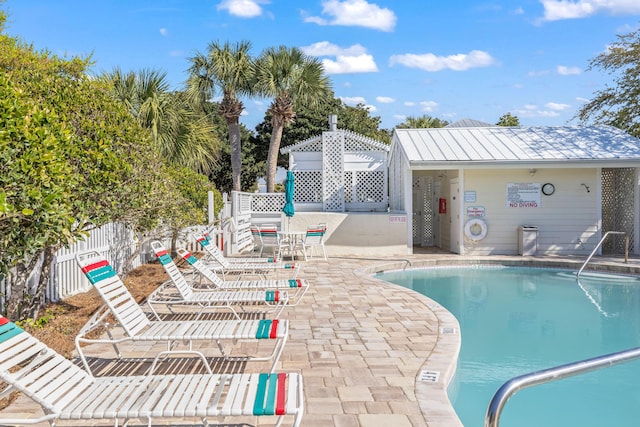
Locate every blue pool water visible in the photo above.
<box><xmin>376</xmin><ymin>266</ymin><xmax>640</xmax><ymax>427</ymax></box>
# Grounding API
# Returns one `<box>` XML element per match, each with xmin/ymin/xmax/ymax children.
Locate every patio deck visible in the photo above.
<box><xmin>1</xmin><ymin>252</ymin><xmax>638</xmax><ymax>426</ymax></box>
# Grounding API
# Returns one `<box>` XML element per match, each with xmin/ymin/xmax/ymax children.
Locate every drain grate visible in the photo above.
<box><xmin>419</xmin><ymin>370</ymin><xmax>440</xmax><ymax>382</ymax></box>
<box><xmin>440</xmin><ymin>327</ymin><xmax>457</xmax><ymax>334</ymax></box>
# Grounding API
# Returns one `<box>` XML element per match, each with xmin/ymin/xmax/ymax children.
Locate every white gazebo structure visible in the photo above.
<box><xmin>280</xmin><ymin>115</ymin><xmax>389</xmax><ymax>213</ymax></box>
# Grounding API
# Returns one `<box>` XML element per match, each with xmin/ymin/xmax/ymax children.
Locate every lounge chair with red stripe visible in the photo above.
<box><xmin>149</xmin><ymin>241</ymin><xmax>289</xmax><ymax>319</ymax></box>
<box><xmin>0</xmin><ymin>316</ymin><xmax>304</xmax><ymax>427</ymax></box>
<box><xmin>194</xmin><ymin>232</ymin><xmax>299</xmax><ymax>279</ymax></box>
<box><xmin>177</xmin><ymin>247</ymin><xmax>309</xmax><ymax>305</ymax></box>
<box><xmin>75</xmin><ymin>250</ymin><xmax>288</xmax><ymax>374</ymax></box>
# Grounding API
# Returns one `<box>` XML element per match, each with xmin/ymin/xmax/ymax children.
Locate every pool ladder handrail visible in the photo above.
<box><xmin>577</xmin><ymin>231</ymin><xmax>628</xmax><ymax>279</ymax></box>
<box><xmin>485</xmin><ymin>346</ymin><xmax>640</xmax><ymax>427</ymax></box>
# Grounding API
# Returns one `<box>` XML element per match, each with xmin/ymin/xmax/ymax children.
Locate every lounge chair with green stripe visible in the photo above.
<box><xmin>75</xmin><ymin>250</ymin><xmax>288</xmax><ymax>374</ymax></box>
<box><xmin>149</xmin><ymin>241</ymin><xmax>289</xmax><ymax>319</ymax></box>
<box><xmin>0</xmin><ymin>316</ymin><xmax>304</xmax><ymax>427</ymax></box>
<box><xmin>177</xmin><ymin>247</ymin><xmax>309</xmax><ymax>305</ymax></box>
<box><xmin>194</xmin><ymin>232</ymin><xmax>299</xmax><ymax>279</ymax></box>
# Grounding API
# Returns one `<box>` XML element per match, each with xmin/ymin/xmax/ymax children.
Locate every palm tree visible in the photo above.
<box><xmin>103</xmin><ymin>68</ymin><xmax>220</xmax><ymax>174</ymax></box>
<box><xmin>254</xmin><ymin>46</ymin><xmax>332</xmax><ymax>192</ymax></box>
<box><xmin>188</xmin><ymin>41</ymin><xmax>254</xmax><ymax>191</ymax></box>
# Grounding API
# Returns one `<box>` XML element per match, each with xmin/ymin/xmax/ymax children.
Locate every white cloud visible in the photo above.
<box><xmin>528</xmin><ymin>70</ymin><xmax>550</xmax><ymax>77</ymax></box>
<box><xmin>420</xmin><ymin>101</ymin><xmax>439</xmax><ymax>112</ymax></box>
<box><xmin>302</xmin><ymin>42</ymin><xmax>378</xmax><ymax>74</ymax></box>
<box><xmin>301</xmin><ymin>41</ymin><xmax>367</xmax><ymax>56</ymax></box>
<box><xmin>365</xmin><ymin>104</ymin><xmax>377</xmax><ymax>112</ymax></box>
<box><xmin>217</xmin><ymin>0</ymin><xmax>267</xmax><ymax>18</ymax></box>
<box><xmin>576</xmin><ymin>96</ymin><xmax>590</xmax><ymax>103</ymax></box>
<box><xmin>540</xmin><ymin>0</ymin><xmax>640</xmax><ymax>21</ymax></box>
<box><xmin>394</xmin><ymin>114</ymin><xmax>407</xmax><ymax>121</ymax></box>
<box><xmin>389</xmin><ymin>50</ymin><xmax>497</xmax><ymax>72</ymax></box>
<box><xmin>545</xmin><ymin>102</ymin><xmax>571</xmax><ymax>110</ymax></box>
<box><xmin>404</xmin><ymin>101</ymin><xmax>416</xmax><ymax>107</ymax></box>
<box><xmin>557</xmin><ymin>65</ymin><xmax>582</xmax><ymax>75</ymax></box>
<box><xmin>304</xmin><ymin>0</ymin><xmax>397</xmax><ymax>32</ymax></box>
<box><xmin>515</xmin><ymin>104</ymin><xmax>561</xmax><ymax>118</ymax></box>
<box><xmin>341</xmin><ymin>96</ymin><xmax>367</xmax><ymax>105</ymax></box>
<box><xmin>376</xmin><ymin>96</ymin><xmax>395</xmax><ymax>103</ymax></box>
<box><xmin>159</xmin><ymin>28</ymin><xmax>168</xmax><ymax>36</ymax></box>
<box><xmin>322</xmin><ymin>55</ymin><xmax>378</xmax><ymax>74</ymax></box>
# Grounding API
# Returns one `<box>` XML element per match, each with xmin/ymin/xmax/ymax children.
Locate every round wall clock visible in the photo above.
<box><xmin>542</xmin><ymin>183</ymin><xmax>555</xmax><ymax>196</ymax></box>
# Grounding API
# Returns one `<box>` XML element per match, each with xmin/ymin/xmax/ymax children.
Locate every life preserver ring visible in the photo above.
<box><xmin>464</xmin><ymin>218</ymin><xmax>488</xmax><ymax>241</ymax></box>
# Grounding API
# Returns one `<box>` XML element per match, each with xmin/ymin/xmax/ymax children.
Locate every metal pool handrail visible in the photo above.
<box><xmin>484</xmin><ymin>346</ymin><xmax>640</xmax><ymax>427</ymax></box>
<box><xmin>577</xmin><ymin>231</ymin><xmax>628</xmax><ymax>278</ymax></box>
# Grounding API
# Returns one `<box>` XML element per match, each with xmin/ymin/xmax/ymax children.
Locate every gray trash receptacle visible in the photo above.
<box><xmin>518</xmin><ymin>225</ymin><xmax>538</xmax><ymax>256</ymax></box>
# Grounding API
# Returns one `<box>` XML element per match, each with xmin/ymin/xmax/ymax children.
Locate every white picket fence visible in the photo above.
<box><xmin>0</xmin><ymin>222</ymin><xmax>206</xmax><ymax>312</ymax></box>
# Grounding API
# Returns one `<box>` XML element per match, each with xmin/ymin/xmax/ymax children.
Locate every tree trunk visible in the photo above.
<box><xmin>229</xmin><ymin>120</ymin><xmax>242</xmax><ymax>191</ymax></box>
<box><xmin>4</xmin><ymin>249</ymin><xmax>43</xmax><ymax>320</ymax></box>
<box><xmin>266</xmin><ymin>123</ymin><xmax>285</xmax><ymax>192</ymax></box>
<box><xmin>27</xmin><ymin>246</ymin><xmax>57</xmax><ymax>320</ymax></box>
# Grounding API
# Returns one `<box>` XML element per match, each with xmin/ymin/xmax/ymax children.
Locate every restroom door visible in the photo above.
<box><xmin>450</xmin><ymin>178</ymin><xmax>461</xmax><ymax>253</ymax></box>
<box><xmin>412</xmin><ymin>176</ymin><xmax>434</xmax><ymax>246</ymax></box>
<box><xmin>434</xmin><ymin>181</ymin><xmax>442</xmax><ymax>248</ymax></box>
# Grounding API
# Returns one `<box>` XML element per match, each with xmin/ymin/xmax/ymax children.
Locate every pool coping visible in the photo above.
<box><xmin>356</xmin><ymin>255</ymin><xmax>640</xmax><ymax>427</ymax></box>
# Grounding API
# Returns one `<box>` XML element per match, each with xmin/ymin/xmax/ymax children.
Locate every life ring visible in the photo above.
<box><xmin>464</xmin><ymin>218</ymin><xmax>488</xmax><ymax>241</ymax></box>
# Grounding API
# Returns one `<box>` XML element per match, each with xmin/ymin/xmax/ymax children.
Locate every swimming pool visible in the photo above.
<box><xmin>376</xmin><ymin>266</ymin><xmax>640</xmax><ymax>427</ymax></box>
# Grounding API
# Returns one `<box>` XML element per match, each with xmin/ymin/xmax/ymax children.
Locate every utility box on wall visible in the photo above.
<box><xmin>518</xmin><ymin>225</ymin><xmax>538</xmax><ymax>256</ymax></box>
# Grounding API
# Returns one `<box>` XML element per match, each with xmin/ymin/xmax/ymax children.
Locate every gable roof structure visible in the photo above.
<box><xmin>280</xmin><ymin>129</ymin><xmax>389</xmax><ymax>154</ymax></box>
<box><xmin>392</xmin><ymin>125</ymin><xmax>640</xmax><ymax>169</ymax></box>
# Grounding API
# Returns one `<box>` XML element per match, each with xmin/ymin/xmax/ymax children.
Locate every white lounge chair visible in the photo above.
<box><xmin>0</xmin><ymin>316</ymin><xmax>304</xmax><ymax>427</ymax></box>
<box><xmin>75</xmin><ymin>250</ymin><xmax>288</xmax><ymax>373</ymax></box>
<box><xmin>177</xmin><ymin>247</ymin><xmax>310</xmax><ymax>305</ymax></box>
<box><xmin>194</xmin><ymin>232</ymin><xmax>299</xmax><ymax>279</ymax></box>
<box><xmin>149</xmin><ymin>241</ymin><xmax>289</xmax><ymax>319</ymax></box>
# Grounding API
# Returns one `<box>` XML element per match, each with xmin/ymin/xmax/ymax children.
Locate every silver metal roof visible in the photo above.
<box><xmin>392</xmin><ymin>125</ymin><xmax>640</xmax><ymax>167</ymax></box>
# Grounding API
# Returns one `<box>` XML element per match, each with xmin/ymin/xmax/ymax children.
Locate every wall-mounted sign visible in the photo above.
<box><xmin>389</xmin><ymin>215</ymin><xmax>407</xmax><ymax>223</ymax></box>
<box><xmin>467</xmin><ymin>206</ymin><xmax>485</xmax><ymax>217</ymax></box>
<box><xmin>507</xmin><ymin>183</ymin><xmax>541</xmax><ymax>208</ymax></box>
<box><xmin>464</xmin><ymin>191</ymin><xmax>477</xmax><ymax>203</ymax></box>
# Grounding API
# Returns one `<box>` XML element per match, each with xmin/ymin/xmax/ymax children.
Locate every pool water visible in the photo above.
<box><xmin>377</xmin><ymin>266</ymin><xmax>640</xmax><ymax>427</ymax></box>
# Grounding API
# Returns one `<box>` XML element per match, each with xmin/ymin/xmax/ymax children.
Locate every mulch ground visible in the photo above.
<box><xmin>0</xmin><ymin>262</ymin><xmax>168</xmax><ymax>410</ymax></box>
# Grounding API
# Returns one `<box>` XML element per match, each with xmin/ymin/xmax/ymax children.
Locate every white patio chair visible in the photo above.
<box><xmin>75</xmin><ymin>250</ymin><xmax>288</xmax><ymax>374</ymax></box>
<box><xmin>149</xmin><ymin>241</ymin><xmax>289</xmax><ymax>319</ymax></box>
<box><xmin>0</xmin><ymin>316</ymin><xmax>304</xmax><ymax>427</ymax></box>
<box><xmin>292</xmin><ymin>224</ymin><xmax>328</xmax><ymax>261</ymax></box>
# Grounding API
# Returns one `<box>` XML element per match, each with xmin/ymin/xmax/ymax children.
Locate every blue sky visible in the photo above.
<box><xmin>4</xmin><ymin>0</ymin><xmax>640</xmax><ymax>130</ymax></box>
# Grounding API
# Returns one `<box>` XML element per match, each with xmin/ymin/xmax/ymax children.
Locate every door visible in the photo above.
<box><xmin>412</xmin><ymin>176</ymin><xmax>434</xmax><ymax>246</ymax></box>
<box><xmin>434</xmin><ymin>181</ymin><xmax>442</xmax><ymax>248</ymax></box>
<box><xmin>450</xmin><ymin>178</ymin><xmax>461</xmax><ymax>253</ymax></box>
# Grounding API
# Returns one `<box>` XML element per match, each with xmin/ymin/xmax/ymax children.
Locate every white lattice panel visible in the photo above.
<box><xmin>602</xmin><ymin>168</ymin><xmax>635</xmax><ymax>253</ymax></box>
<box><xmin>251</xmin><ymin>193</ymin><xmax>285</xmax><ymax>213</ymax></box>
<box><xmin>355</xmin><ymin>171</ymin><xmax>385</xmax><ymax>202</ymax></box>
<box><xmin>294</xmin><ymin>171</ymin><xmax>323</xmax><ymax>203</ymax></box>
<box><xmin>323</xmin><ymin>131</ymin><xmax>345</xmax><ymax>211</ymax></box>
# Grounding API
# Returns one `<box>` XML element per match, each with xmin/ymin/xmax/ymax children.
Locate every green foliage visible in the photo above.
<box><xmin>164</xmin><ymin>165</ymin><xmax>221</xmax><ymax>230</ymax></box>
<box><xmin>16</xmin><ymin>307</ymin><xmax>60</xmax><ymax>329</ymax></box>
<box><xmin>496</xmin><ymin>112</ymin><xmax>520</xmax><ymax>127</ymax></box>
<box><xmin>577</xmin><ymin>27</ymin><xmax>640</xmax><ymax>137</ymax></box>
<box><xmin>396</xmin><ymin>115</ymin><xmax>449</xmax><ymax>129</ymax></box>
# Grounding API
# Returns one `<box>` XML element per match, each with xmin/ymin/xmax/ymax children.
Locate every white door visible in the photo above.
<box><xmin>434</xmin><ymin>181</ymin><xmax>442</xmax><ymax>248</ymax></box>
<box><xmin>450</xmin><ymin>178</ymin><xmax>461</xmax><ymax>254</ymax></box>
<box><xmin>412</xmin><ymin>176</ymin><xmax>434</xmax><ymax>246</ymax></box>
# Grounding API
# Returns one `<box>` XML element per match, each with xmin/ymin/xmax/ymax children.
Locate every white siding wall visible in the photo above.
<box><xmin>461</xmin><ymin>168</ymin><xmax>600</xmax><ymax>255</ymax></box>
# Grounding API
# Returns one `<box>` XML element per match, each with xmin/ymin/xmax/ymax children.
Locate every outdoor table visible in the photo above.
<box><xmin>279</xmin><ymin>230</ymin><xmax>306</xmax><ymax>260</ymax></box>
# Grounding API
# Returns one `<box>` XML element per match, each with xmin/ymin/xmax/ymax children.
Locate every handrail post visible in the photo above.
<box><xmin>577</xmin><ymin>231</ymin><xmax>627</xmax><ymax>278</ymax></box>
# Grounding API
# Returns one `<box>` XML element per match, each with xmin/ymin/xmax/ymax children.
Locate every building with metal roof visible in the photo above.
<box><xmin>389</xmin><ymin>125</ymin><xmax>640</xmax><ymax>256</ymax></box>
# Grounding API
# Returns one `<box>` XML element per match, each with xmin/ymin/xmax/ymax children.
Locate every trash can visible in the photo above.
<box><xmin>518</xmin><ymin>225</ymin><xmax>538</xmax><ymax>256</ymax></box>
